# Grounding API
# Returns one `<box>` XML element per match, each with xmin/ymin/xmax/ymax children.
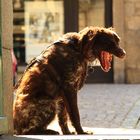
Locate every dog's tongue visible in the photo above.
<box><xmin>101</xmin><ymin>51</ymin><xmax>112</xmax><ymax>72</ymax></box>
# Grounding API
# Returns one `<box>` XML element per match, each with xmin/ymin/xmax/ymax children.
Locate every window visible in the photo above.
<box><xmin>13</xmin><ymin>0</ymin><xmax>64</xmax><ymax>65</ymax></box>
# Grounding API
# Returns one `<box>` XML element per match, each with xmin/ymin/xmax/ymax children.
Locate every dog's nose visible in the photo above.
<box><xmin>114</xmin><ymin>48</ymin><xmax>126</xmax><ymax>59</ymax></box>
<box><xmin>120</xmin><ymin>49</ymin><xmax>126</xmax><ymax>58</ymax></box>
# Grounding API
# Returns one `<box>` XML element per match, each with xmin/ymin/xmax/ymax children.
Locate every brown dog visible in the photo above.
<box><xmin>13</xmin><ymin>27</ymin><xmax>126</xmax><ymax>135</ymax></box>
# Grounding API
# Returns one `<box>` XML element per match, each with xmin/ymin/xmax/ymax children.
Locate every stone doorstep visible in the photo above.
<box><xmin>48</xmin><ymin>121</ymin><xmax>140</xmax><ymax>135</ymax></box>
<box><xmin>1</xmin><ymin>128</ymin><xmax>140</xmax><ymax>140</ymax></box>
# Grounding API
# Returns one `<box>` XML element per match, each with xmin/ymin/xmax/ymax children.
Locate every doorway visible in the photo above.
<box><xmin>79</xmin><ymin>0</ymin><xmax>113</xmax><ymax>83</ymax></box>
<box><xmin>64</xmin><ymin>0</ymin><xmax>113</xmax><ymax>83</ymax></box>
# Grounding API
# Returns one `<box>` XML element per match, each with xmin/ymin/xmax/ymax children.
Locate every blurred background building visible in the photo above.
<box><xmin>12</xmin><ymin>0</ymin><xmax>140</xmax><ymax>84</ymax></box>
<box><xmin>0</xmin><ymin>0</ymin><xmax>140</xmax><ymax>134</ymax></box>
<box><xmin>13</xmin><ymin>0</ymin><xmax>110</xmax><ymax>83</ymax></box>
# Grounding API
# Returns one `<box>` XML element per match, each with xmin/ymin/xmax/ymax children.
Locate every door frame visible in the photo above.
<box><xmin>64</xmin><ymin>0</ymin><xmax>79</xmax><ymax>33</ymax></box>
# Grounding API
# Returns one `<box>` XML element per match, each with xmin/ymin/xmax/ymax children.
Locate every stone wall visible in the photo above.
<box><xmin>113</xmin><ymin>0</ymin><xmax>126</xmax><ymax>83</ymax></box>
<box><xmin>124</xmin><ymin>0</ymin><xmax>140</xmax><ymax>83</ymax></box>
<box><xmin>113</xmin><ymin>0</ymin><xmax>140</xmax><ymax>83</ymax></box>
<box><xmin>79</xmin><ymin>0</ymin><xmax>104</xmax><ymax>30</ymax></box>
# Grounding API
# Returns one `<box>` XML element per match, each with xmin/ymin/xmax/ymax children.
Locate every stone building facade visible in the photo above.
<box><xmin>11</xmin><ymin>0</ymin><xmax>140</xmax><ymax>84</ymax></box>
<box><xmin>114</xmin><ymin>0</ymin><xmax>140</xmax><ymax>83</ymax></box>
<box><xmin>124</xmin><ymin>0</ymin><xmax>140</xmax><ymax>83</ymax></box>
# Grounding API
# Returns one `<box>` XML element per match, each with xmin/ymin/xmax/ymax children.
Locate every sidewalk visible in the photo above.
<box><xmin>1</xmin><ymin>84</ymin><xmax>140</xmax><ymax>139</ymax></box>
<box><xmin>78</xmin><ymin>84</ymin><xmax>140</xmax><ymax>129</ymax></box>
<box><xmin>1</xmin><ymin>128</ymin><xmax>140</xmax><ymax>140</ymax></box>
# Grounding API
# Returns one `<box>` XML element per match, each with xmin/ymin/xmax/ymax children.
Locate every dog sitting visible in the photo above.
<box><xmin>13</xmin><ymin>26</ymin><xmax>126</xmax><ymax>135</ymax></box>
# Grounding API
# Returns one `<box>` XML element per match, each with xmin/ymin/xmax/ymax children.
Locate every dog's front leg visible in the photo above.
<box><xmin>57</xmin><ymin>100</ymin><xmax>71</xmax><ymax>135</ymax></box>
<box><xmin>64</xmin><ymin>91</ymin><xmax>86</xmax><ymax>134</ymax></box>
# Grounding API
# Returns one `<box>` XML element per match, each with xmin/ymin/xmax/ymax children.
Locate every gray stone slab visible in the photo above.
<box><xmin>78</xmin><ymin>84</ymin><xmax>140</xmax><ymax>128</ymax></box>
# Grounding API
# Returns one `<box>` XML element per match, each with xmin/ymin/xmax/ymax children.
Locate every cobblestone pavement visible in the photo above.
<box><xmin>78</xmin><ymin>84</ymin><xmax>140</xmax><ymax>129</ymax></box>
<box><xmin>1</xmin><ymin>84</ymin><xmax>140</xmax><ymax>139</ymax></box>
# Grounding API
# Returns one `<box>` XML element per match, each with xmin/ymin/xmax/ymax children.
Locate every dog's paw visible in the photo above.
<box><xmin>45</xmin><ymin>129</ymin><xmax>60</xmax><ymax>135</ymax></box>
<box><xmin>63</xmin><ymin>131</ymin><xmax>76</xmax><ymax>135</ymax></box>
<box><xmin>80</xmin><ymin>131</ymin><xmax>93</xmax><ymax>135</ymax></box>
<box><xmin>71</xmin><ymin>131</ymin><xmax>76</xmax><ymax>135</ymax></box>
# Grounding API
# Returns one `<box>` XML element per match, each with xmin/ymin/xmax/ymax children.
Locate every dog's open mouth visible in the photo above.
<box><xmin>99</xmin><ymin>51</ymin><xmax>113</xmax><ymax>72</ymax></box>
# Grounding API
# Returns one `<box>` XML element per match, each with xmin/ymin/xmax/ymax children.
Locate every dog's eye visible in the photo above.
<box><xmin>103</xmin><ymin>41</ymin><xmax>115</xmax><ymax>51</ymax></box>
<box><xmin>103</xmin><ymin>40</ymin><xmax>114</xmax><ymax>46</ymax></box>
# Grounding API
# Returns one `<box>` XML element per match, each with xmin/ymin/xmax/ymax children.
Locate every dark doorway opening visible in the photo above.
<box><xmin>64</xmin><ymin>0</ymin><xmax>113</xmax><ymax>83</ymax></box>
<box><xmin>86</xmin><ymin>0</ymin><xmax>113</xmax><ymax>83</ymax></box>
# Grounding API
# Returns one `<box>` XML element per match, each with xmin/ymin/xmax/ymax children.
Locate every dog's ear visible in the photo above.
<box><xmin>79</xmin><ymin>27</ymin><xmax>95</xmax><ymax>47</ymax></box>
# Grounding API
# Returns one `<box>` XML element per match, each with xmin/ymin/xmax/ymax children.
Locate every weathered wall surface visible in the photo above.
<box><xmin>114</xmin><ymin>0</ymin><xmax>140</xmax><ymax>83</ymax></box>
<box><xmin>124</xmin><ymin>0</ymin><xmax>140</xmax><ymax>83</ymax></box>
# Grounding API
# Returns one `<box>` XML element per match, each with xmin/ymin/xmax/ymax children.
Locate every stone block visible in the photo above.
<box><xmin>125</xmin><ymin>46</ymin><xmax>140</xmax><ymax>66</ymax></box>
<box><xmin>124</xmin><ymin>2</ymin><xmax>135</xmax><ymax>16</ymax></box>
<box><xmin>126</xmin><ymin>68</ymin><xmax>140</xmax><ymax>83</ymax></box>
<box><xmin>124</xmin><ymin>28</ymin><xmax>140</xmax><ymax>83</ymax></box>
<box><xmin>126</xmin><ymin>16</ymin><xmax>140</xmax><ymax>30</ymax></box>
<box><xmin>125</xmin><ymin>30</ymin><xmax>140</xmax><ymax>46</ymax></box>
<box><xmin>125</xmin><ymin>0</ymin><xmax>140</xmax><ymax>2</ymax></box>
<box><xmin>88</xmin><ymin>8</ymin><xmax>104</xmax><ymax>27</ymax></box>
<box><xmin>135</xmin><ymin>2</ymin><xmax>140</xmax><ymax>15</ymax></box>
<box><xmin>125</xmin><ymin>30</ymin><xmax>140</xmax><ymax>82</ymax></box>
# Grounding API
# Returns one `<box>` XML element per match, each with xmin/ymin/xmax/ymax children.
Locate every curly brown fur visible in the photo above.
<box><xmin>13</xmin><ymin>26</ymin><xmax>126</xmax><ymax>135</ymax></box>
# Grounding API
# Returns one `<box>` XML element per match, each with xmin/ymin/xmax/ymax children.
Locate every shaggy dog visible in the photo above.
<box><xmin>13</xmin><ymin>27</ymin><xmax>126</xmax><ymax>135</ymax></box>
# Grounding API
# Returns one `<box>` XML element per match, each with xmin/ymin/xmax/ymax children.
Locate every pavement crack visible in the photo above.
<box><xmin>121</xmin><ymin>96</ymin><xmax>140</xmax><ymax>128</ymax></box>
<box><xmin>134</xmin><ymin>116</ymin><xmax>140</xmax><ymax>128</ymax></box>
